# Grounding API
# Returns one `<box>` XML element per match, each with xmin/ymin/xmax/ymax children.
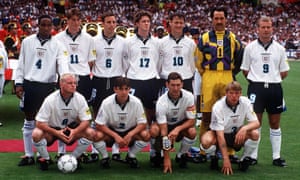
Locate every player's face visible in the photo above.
<box><xmin>212</xmin><ymin>11</ymin><xmax>226</xmax><ymax>31</ymax></box>
<box><xmin>114</xmin><ymin>85</ymin><xmax>130</xmax><ymax>103</ymax></box>
<box><xmin>136</xmin><ymin>16</ymin><xmax>151</xmax><ymax>33</ymax></box>
<box><xmin>38</xmin><ymin>18</ymin><xmax>52</xmax><ymax>37</ymax></box>
<box><xmin>166</xmin><ymin>79</ymin><xmax>183</xmax><ymax>99</ymax></box>
<box><xmin>60</xmin><ymin>76</ymin><xmax>77</xmax><ymax>95</ymax></box>
<box><xmin>258</xmin><ymin>21</ymin><xmax>273</xmax><ymax>42</ymax></box>
<box><xmin>226</xmin><ymin>90</ymin><xmax>241</xmax><ymax>106</ymax></box>
<box><xmin>103</xmin><ymin>16</ymin><xmax>117</xmax><ymax>36</ymax></box>
<box><xmin>169</xmin><ymin>16</ymin><xmax>185</xmax><ymax>36</ymax></box>
<box><xmin>67</xmin><ymin>15</ymin><xmax>81</xmax><ymax>32</ymax></box>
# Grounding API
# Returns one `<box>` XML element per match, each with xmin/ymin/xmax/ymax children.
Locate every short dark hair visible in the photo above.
<box><xmin>66</xmin><ymin>7</ymin><xmax>81</xmax><ymax>19</ymax></box>
<box><xmin>168</xmin><ymin>12</ymin><xmax>185</xmax><ymax>21</ymax></box>
<box><xmin>114</xmin><ymin>77</ymin><xmax>131</xmax><ymax>88</ymax></box>
<box><xmin>38</xmin><ymin>15</ymin><xmax>52</xmax><ymax>25</ymax></box>
<box><xmin>101</xmin><ymin>12</ymin><xmax>115</xmax><ymax>22</ymax></box>
<box><xmin>210</xmin><ymin>6</ymin><xmax>227</xmax><ymax>19</ymax></box>
<box><xmin>167</xmin><ymin>72</ymin><xmax>183</xmax><ymax>83</ymax></box>
<box><xmin>134</xmin><ymin>10</ymin><xmax>152</xmax><ymax>23</ymax></box>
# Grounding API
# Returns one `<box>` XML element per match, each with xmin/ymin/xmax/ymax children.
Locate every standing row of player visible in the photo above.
<box><xmin>14</xmin><ymin>6</ymin><xmax>289</xmax><ymax>175</ymax></box>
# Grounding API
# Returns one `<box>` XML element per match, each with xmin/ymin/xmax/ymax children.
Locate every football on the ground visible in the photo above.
<box><xmin>57</xmin><ymin>154</ymin><xmax>78</xmax><ymax>173</ymax></box>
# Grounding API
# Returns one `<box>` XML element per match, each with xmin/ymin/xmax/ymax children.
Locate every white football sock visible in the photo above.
<box><xmin>33</xmin><ymin>138</ymin><xmax>50</xmax><ymax>160</ymax></box>
<box><xmin>72</xmin><ymin>138</ymin><xmax>91</xmax><ymax>158</ymax></box>
<box><xmin>270</xmin><ymin>128</ymin><xmax>281</xmax><ymax>160</ymax></box>
<box><xmin>112</xmin><ymin>143</ymin><xmax>119</xmax><ymax>155</ymax></box>
<box><xmin>58</xmin><ymin>140</ymin><xmax>66</xmax><ymax>154</ymax></box>
<box><xmin>128</xmin><ymin>141</ymin><xmax>148</xmax><ymax>158</ymax></box>
<box><xmin>242</xmin><ymin>139</ymin><xmax>259</xmax><ymax>160</ymax></box>
<box><xmin>177</xmin><ymin>137</ymin><xmax>196</xmax><ymax>157</ymax></box>
<box><xmin>23</xmin><ymin>119</ymin><xmax>35</xmax><ymax>157</ymax></box>
<box><xmin>93</xmin><ymin>141</ymin><xmax>108</xmax><ymax>158</ymax></box>
<box><xmin>200</xmin><ymin>144</ymin><xmax>216</xmax><ymax>156</ymax></box>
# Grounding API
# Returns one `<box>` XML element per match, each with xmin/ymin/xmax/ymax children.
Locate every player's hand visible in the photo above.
<box><xmin>235</xmin><ymin>128</ymin><xmax>246</xmax><ymax>145</ymax></box>
<box><xmin>115</xmin><ymin>136</ymin><xmax>127</xmax><ymax>148</ymax></box>
<box><xmin>168</xmin><ymin>129</ymin><xmax>179</xmax><ymax>143</ymax></box>
<box><xmin>15</xmin><ymin>86</ymin><xmax>23</xmax><ymax>99</ymax></box>
<box><xmin>221</xmin><ymin>159</ymin><xmax>233</xmax><ymax>175</ymax></box>
<box><xmin>58</xmin><ymin>129</ymin><xmax>70</xmax><ymax>144</ymax></box>
<box><xmin>163</xmin><ymin>157</ymin><xmax>172</xmax><ymax>174</ymax></box>
<box><xmin>123</xmin><ymin>133</ymin><xmax>133</xmax><ymax>146</ymax></box>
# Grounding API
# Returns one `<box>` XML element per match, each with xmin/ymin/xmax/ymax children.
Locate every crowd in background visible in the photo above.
<box><xmin>0</xmin><ymin>0</ymin><xmax>299</xmax><ymax>47</ymax></box>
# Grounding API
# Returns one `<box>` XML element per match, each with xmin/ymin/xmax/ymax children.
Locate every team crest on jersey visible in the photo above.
<box><xmin>217</xmin><ymin>40</ymin><xmax>223</xmax><ymax>46</ymax></box>
<box><xmin>36</xmin><ymin>48</ymin><xmax>46</xmax><ymax>58</ymax></box>
<box><xmin>118</xmin><ymin>113</ymin><xmax>127</xmax><ymax>121</ymax></box>
<box><xmin>261</xmin><ymin>53</ymin><xmax>271</xmax><ymax>63</ymax></box>
<box><xmin>173</xmin><ymin>46</ymin><xmax>182</xmax><ymax>56</ymax></box>
<box><xmin>104</xmin><ymin>48</ymin><xmax>114</xmax><ymax>58</ymax></box>
<box><xmin>230</xmin><ymin>115</ymin><xmax>239</xmax><ymax>124</ymax></box>
<box><xmin>171</xmin><ymin>108</ymin><xmax>179</xmax><ymax>116</ymax></box>
<box><xmin>69</xmin><ymin>43</ymin><xmax>79</xmax><ymax>53</ymax></box>
<box><xmin>140</xmin><ymin>47</ymin><xmax>149</xmax><ymax>57</ymax></box>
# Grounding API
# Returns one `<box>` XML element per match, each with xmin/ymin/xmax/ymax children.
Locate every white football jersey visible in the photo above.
<box><xmin>36</xmin><ymin>90</ymin><xmax>92</xmax><ymax>128</ymax></box>
<box><xmin>95</xmin><ymin>94</ymin><xmax>147</xmax><ymax>132</ymax></box>
<box><xmin>0</xmin><ymin>47</ymin><xmax>7</xmax><ymax>75</ymax></box>
<box><xmin>55</xmin><ymin>30</ymin><xmax>96</xmax><ymax>76</ymax></box>
<box><xmin>156</xmin><ymin>89</ymin><xmax>195</xmax><ymax>126</ymax></box>
<box><xmin>92</xmin><ymin>33</ymin><xmax>126</xmax><ymax>77</ymax></box>
<box><xmin>15</xmin><ymin>34</ymin><xmax>69</xmax><ymax>84</ymax></box>
<box><xmin>0</xmin><ymin>46</ymin><xmax>8</xmax><ymax>97</ymax></box>
<box><xmin>124</xmin><ymin>35</ymin><xmax>161</xmax><ymax>80</ymax></box>
<box><xmin>241</xmin><ymin>39</ymin><xmax>290</xmax><ymax>83</ymax></box>
<box><xmin>159</xmin><ymin>35</ymin><xmax>196</xmax><ymax>80</ymax></box>
<box><xmin>210</xmin><ymin>96</ymin><xmax>258</xmax><ymax>133</ymax></box>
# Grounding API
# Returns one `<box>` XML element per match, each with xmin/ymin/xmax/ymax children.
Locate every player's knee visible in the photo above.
<box><xmin>188</xmin><ymin>127</ymin><xmax>197</xmax><ymax>139</ymax></box>
<box><xmin>250</xmin><ymin>129</ymin><xmax>260</xmax><ymax>141</ymax></box>
<box><xmin>149</xmin><ymin>124</ymin><xmax>160</xmax><ymax>138</ymax></box>
<box><xmin>32</xmin><ymin>128</ymin><xmax>43</xmax><ymax>142</ymax></box>
<box><xmin>140</xmin><ymin>130</ymin><xmax>151</xmax><ymax>141</ymax></box>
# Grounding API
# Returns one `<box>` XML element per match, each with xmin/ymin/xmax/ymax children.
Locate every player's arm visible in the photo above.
<box><xmin>194</xmin><ymin>47</ymin><xmax>204</xmax><ymax>75</ymax></box>
<box><xmin>123</xmin><ymin>122</ymin><xmax>147</xmax><ymax>144</ymax></box>
<box><xmin>159</xmin><ymin>123</ymin><xmax>172</xmax><ymax>173</ymax></box>
<box><xmin>97</xmin><ymin>124</ymin><xmax>126</xmax><ymax>147</ymax></box>
<box><xmin>68</xmin><ymin>120</ymin><xmax>90</xmax><ymax>141</ymax></box>
<box><xmin>280</xmin><ymin>71</ymin><xmax>288</xmax><ymax>80</ymax></box>
<box><xmin>36</xmin><ymin>121</ymin><xmax>68</xmax><ymax>143</ymax></box>
<box><xmin>235</xmin><ymin>120</ymin><xmax>260</xmax><ymax>146</ymax></box>
<box><xmin>216</xmin><ymin>130</ymin><xmax>233</xmax><ymax>175</ymax></box>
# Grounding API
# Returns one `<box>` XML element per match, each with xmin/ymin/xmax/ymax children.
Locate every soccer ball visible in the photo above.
<box><xmin>57</xmin><ymin>154</ymin><xmax>78</xmax><ymax>173</ymax></box>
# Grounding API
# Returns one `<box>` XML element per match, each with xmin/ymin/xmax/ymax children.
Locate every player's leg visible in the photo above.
<box><xmin>149</xmin><ymin>122</ymin><xmax>163</xmax><ymax>167</ymax></box>
<box><xmin>176</xmin><ymin>127</ymin><xmax>197</xmax><ymax>168</ymax></box>
<box><xmin>32</xmin><ymin>129</ymin><xmax>54</xmax><ymax>170</ymax></box>
<box><xmin>199</xmin><ymin>130</ymin><xmax>217</xmax><ymax>170</ymax></box>
<box><xmin>93</xmin><ymin>131</ymin><xmax>110</xmax><ymax>168</ymax></box>
<box><xmin>127</xmin><ymin>130</ymin><xmax>150</xmax><ymax>168</ymax></box>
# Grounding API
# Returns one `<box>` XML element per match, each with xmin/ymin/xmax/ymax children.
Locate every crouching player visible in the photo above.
<box><xmin>93</xmin><ymin>77</ymin><xmax>150</xmax><ymax>169</ymax></box>
<box><xmin>32</xmin><ymin>73</ymin><xmax>96</xmax><ymax>170</ymax></box>
<box><xmin>200</xmin><ymin>81</ymin><xmax>260</xmax><ymax>175</ymax></box>
<box><xmin>150</xmin><ymin>72</ymin><xmax>197</xmax><ymax>173</ymax></box>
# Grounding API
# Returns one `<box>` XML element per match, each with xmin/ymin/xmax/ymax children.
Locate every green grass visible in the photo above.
<box><xmin>0</xmin><ymin>61</ymin><xmax>300</xmax><ymax>179</ymax></box>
